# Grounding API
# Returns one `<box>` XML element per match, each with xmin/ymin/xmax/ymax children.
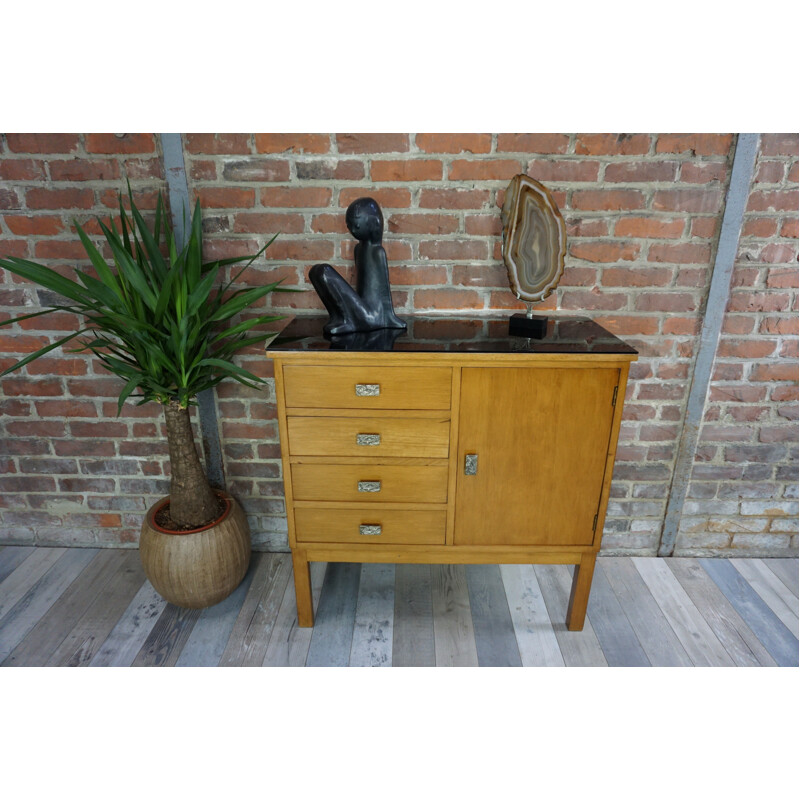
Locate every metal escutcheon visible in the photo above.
<box><xmin>356</xmin><ymin>433</ymin><xmax>381</xmax><ymax>447</ymax></box>
<box><xmin>358</xmin><ymin>480</ymin><xmax>381</xmax><ymax>493</ymax></box>
<box><xmin>355</xmin><ymin>383</ymin><xmax>380</xmax><ymax>396</ymax></box>
<box><xmin>465</xmin><ymin>454</ymin><xmax>478</xmax><ymax>475</ymax></box>
<box><xmin>359</xmin><ymin>524</ymin><xmax>382</xmax><ymax>536</ymax></box>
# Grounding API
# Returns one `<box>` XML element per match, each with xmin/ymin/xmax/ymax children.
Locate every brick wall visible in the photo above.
<box><xmin>1</xmin><ymin>132</ymin><xmax>797</xmax><ymax>555</ymax></box>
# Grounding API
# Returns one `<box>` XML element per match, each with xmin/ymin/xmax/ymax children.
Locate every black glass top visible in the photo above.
<box><xmin>267</xmin><ymin>314</ymin><xmax>637</xmax><ymax>355</ymax></box>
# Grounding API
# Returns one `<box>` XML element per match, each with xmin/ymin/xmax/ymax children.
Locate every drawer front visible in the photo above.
<box><xmin>294</xmin><ymin>508</ymin><xmax>446</xmax><ymax>545</ymax></box>
<box><xmin>282</xmin><ymin>366</ymin><xmax>451</xmax><ymax>410</ymax></box>
<box><xmin>287</xmin><ymin>416</ymin><xmax>450</xmax><ymax>458</ymax></box>
<box><xmin>291</xmin><ymin>464</ymin><xmax>449</xmax><ymax>503</ymax></box>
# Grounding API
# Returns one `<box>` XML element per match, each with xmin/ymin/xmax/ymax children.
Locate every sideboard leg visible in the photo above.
<box><xmin>292</xmin><ymin>550</ymin><xmax>314</xmax><ymax>627</ymax></box>
<box><xmin>566</xmin><ymin>553</ymin><xmax>597</xmax><ymax>631</ymax></box>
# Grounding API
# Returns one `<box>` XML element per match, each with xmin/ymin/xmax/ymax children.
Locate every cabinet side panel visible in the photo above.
<box><xmin>272</xmin><ymin>359</ymin><xmax>298</xmax><ymax>549</ymax></box>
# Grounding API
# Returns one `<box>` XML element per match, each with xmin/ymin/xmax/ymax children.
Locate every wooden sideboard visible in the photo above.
<box><xmin>267</xmin><ymin>315</ymin><xmax>637</xmax><ymax>631</ymax></box>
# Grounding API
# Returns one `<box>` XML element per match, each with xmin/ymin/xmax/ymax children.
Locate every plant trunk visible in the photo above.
<box><xmin>163</xmin><ymin>399</ymin><xmax>219</xmax><ymax>528</ymax></box>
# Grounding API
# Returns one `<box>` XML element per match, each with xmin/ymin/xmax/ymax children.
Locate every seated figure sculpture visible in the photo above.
<box><xmin>309</xmin><ymin>197</ymin><xmax>407</xmax><ymax>337</ymax></box>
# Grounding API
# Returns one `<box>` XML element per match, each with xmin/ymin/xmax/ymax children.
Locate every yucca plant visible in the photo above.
<box><xmin>0</xmin><ymin>186</ymin><xmax>291</xmax><ymax>529</ymax></box>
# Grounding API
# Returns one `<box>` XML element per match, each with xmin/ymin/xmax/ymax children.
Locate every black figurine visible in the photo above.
<box><xmin>309</xmin><ymin>197</ymin><xmax>407</xmax><ymax>337</ymax></box>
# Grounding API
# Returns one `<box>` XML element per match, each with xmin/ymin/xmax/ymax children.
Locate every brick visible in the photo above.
<box><xmin>638</xmin><ymin>383</ymin><xmax>687</xmax><ymax>401</ymax></box>
<box><xmin>648</xmin><ymin>243</ymin><xmax>711</xmax><ymax>265</ymax></box>
<box><xmin>528</xmin><ymin>160</ymin><xmax>600</xmax><ymax>182</ymax></box>
<box><xmin>564</xmin><ymin>218</ymin><xmax>609</xmax><ymax>237</ymax></box>
<box><xmin>448</xmin><ymin>159</ymin><xmax>522</xmax><ymax>181</ymax></box>
<box><xmin>25</xmin><ymin>188</ymin><xmax>94</xmax><ymax>210</ymax></box>
<box><xmin>184</xmin><ymin>134</ymin><xmax>251</xmax><ymax>154</ymax></box>
<box><xmin>716</xmin><ymin>339</ymin><xmax>777</xmax><ymax>358</ymax></box>
<box><xmin>233</xmin><ymin>213</ymin><xmax>305</xmax><ymax>234</ymax></box>
<box><xmin>338</xmin><ymin>187</ymin><xmax>410</xmax><ymax>209</ymax></box>
<box><xmin>34</xmin><ymin>240</ymin><xmax>91</xmax><ymax>260</ymax></box>
<box><xmin>388</xmin><ymin>266</ymin><xmax>449</xmax><ymax>286</ymax></box>
<box><xmin>574</xmin><ymin>134</ymin><xmax>650</xmax><ymax>156</ymax></box>
<box><xmin>372</xmin><ymin>160</ymin><xmax>443</xmax><ymax>181</ymax></box>
<box><xmin>387</xmin><ymin>213</ymin><xmax>458</xmax><ymax>235</ymax></box>
<box><xmin>727</xmin><ymin>291</ymin><xmax>790</xmax><ymax>313</ymax></box>
<box><xmin>35</xmin><ymin>400</ymin><xmax>97</xmax><ymax>417</ymax></box>
<box><xmin>759</xmin><ymin>426</ymin><xmax>798</xmax><ymax>443</ymax></box>
<box><xmin>761</xmin><ymin>133</ymin><xmax>799</xmax><ymax>157</ymax></box>
<box><xmin>569</xmin><ymin>241</ymin><xmax>639</xmax><ymax>263</ymax></box>
<box><xmin>296</xmin><ymin>159</ymin><xmax>364</xmax><ymax>181</ymax></box>
<box><xmin>690</xmin><ymin>217</ymin><xmax>719</xmax><ymax>238</ymax></box>
<box><xmin>4</xmin><ymin>215</ymin><xmax>65</xmax><ymax>236</ymax></box>
<box><xmin>451</xmin><ymin>264</ymin><xmax>509</xmax><ymax>287</ymax></box>
<box><xmin>27</xmin><ymin>357</ymin><xmax>87</xmax><ymax>375</ymax></box>
<box><xmin>49</xmin><ymin>159</ymin><xmax>121</xmax><ymax>181</ymax></box>
<box><xmin>464</xmin><ymin>215</ymin><xmax>502</xmax><ymax>236</ymax></box>
<box><xmin>747</xmin><ymin>190</ymin><xmax>797</xmax><ymax>212</ymax></box>
<box><xmin>69</xmin><ymin>421</ymin><xmax>128</xmax><ymax>438</ymax></box>
<box><xmin>17</xmin><ymin>457</ymin><xmax>79</xmax><ymax>474</ymax></box>
<box><xmin>655</xmin><ymin>133</ymin><xmax>733</xmax><ymax>156</ymax></box>
<box><xmin>336</xmin><ymin>133</ymin><xmax>409</xmax><ymax>153</ymax></box>
<box><xmin>613</xmin><ymin>217</ymin><xmax>684</xmax><ymax>239</ymax></box>
<box><xmin>222</xmin><ymin>159</ymin><xmax>290</xmax><ymax>182</ymax></box>
<box><xmin>2</xmin><ymin>377</ymin><xmax>64</xmax><ymax>396</ymax></box>
<box><xmin>604</xmin><ymin>161</ymin><xmax>677</xmax><ymax>182</ymax></box>
<box><xmin>571</xmin><ymin>190</ymin><xmax>645</xmax><ymax>211</ymax></box>
<box><xmin>0</xmin><ymin>476</ymin><xmax>57</xmax><ymax>492</ymax></box>
<box><xmin>653</xmin><ymin>188</ymin><xmax>724</xmax><ymax>213</ymax></box>
<box><xmin>634</xmin><ymin>292</ymin><xmax>697</xmax><ymax>312</ymax></box>
<box><xmin>750</xmin><ymin>363</ymin><xmax>798</xmax><ymax>382</ymax></box>
<box><xmin>780</xmin><ymin>217</ymin><xmax>798</xmax><ymax>237</ymax></box>
<box><xmin>598</xmin><ymin>316</ymin><xmax>660</xmax><ymax>335</ymax></box>
<box><xmin>708</xmin><ymin>385</ymin><xmax>766</xmax><ymax>403</ymax></box>
<box><xmin>497</xmin><ymin>134</ymin><xmax>569</xmax><ymax>153</ymax></box>
<box><xmin>754</xmin><ymin>161</ymin><xmax>785</xmax><ymax>183</ymax></box>
<box><xmin>0</xmin><ymin>158</ymin><xmax>47</xmax><ymax>180</ymax></box>
<box><xmin>85</xmin><ymin>133</ymin><xmax>155</xmax><ymax>153</ymax></box>
<box><xmin>6</xmin><ymin>134</ymin><xmax>80</xmax><ymax>153</ymax></box>
<box><xmin>6</xmin><ymin>420</ymin><xmax>67</xmax><ymax>437</ymax></box>
<box><xmin>189</xmin><ymin>159</ymin><xmax>217</xmax><ymax>180</ymax></box>
<box><xmin>558</xmin><ymin>267</ymin><xmax>597</xmax><ymax>286</ymax></box>
<box><xmin>414</xmin><ymin>288</ymin><xmax>483</xmax><ymax>310</ymax></box>
<box><xmin>418</xmin><ymin>188</ymin><xmax>490</xmax><ymax>209</ymax></box>
<box><xmin>123</xmin><ymin>158</ymin><xmax>163</xmax><ymax>180</ymax></box>
<box><xmin>759</xmin><ymin>317</ymin><xmax>798</xmax><ymax>335</ymax></box>
<box><xmin>0</xmin><ymin>188</ymin><xmax>22</xmax><ymax>210</ymax></box>
<box><xmin>679</xmin><ymin>162</ymin><xmax>728</xmax><ymax>183</ymax></box>
<box><xmin>741</xmin><ymin>217</ymin><xmax>778</xmax><ymax>238</ymax></box>
<box><xmin>197</xmin><ymin>187</ymin><xmax>256</xmax><ymax>209</ymax></box>
<box><xmin>419</xmin><ymin>240</ymin><xmax>487</xmax><ymax>261</ymax></box>
<box><xmin>415</xmin><ymin>133</ymin><xmax>491</xmax><ymax>154</ymax></box>
<box><xmin>760</xmin><ymin>244</ymin><xmax>798</xmax><ymax>265</ymax></box>
<box><xmin>266</xmin><ymin>240</ymin><xmax>334</xmax><ymax>261</ymax></box>
<box><xmin>261</xmin><ymin>186</ymin><xmax>332</xmax><ymax>208</ymax></box>
<box><xmin>560</xmin><ymin>289</ymin><xmax>627</xmax><ymax>311</ymax></box>
<box><xmin>254</xmin><ymin>133</ymin><xmax>330</xmax><ymax>153</ymax></box>
<box><xmin>741</xmin><ymin>500</ymin><xmax>798</xmax><ymax>516</ymax></box>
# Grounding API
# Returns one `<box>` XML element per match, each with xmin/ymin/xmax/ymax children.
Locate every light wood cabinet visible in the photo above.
<box><xmin>268</xmin><ymin>316</ymin><xmax>636</xmax><ymax>631</ymax></box>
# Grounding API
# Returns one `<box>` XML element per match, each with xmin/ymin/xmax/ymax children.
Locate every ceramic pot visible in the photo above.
<box><xmin>139</xmin><ymin>490</ymin><xmax>250</xmax><ymax>608</ymax></box>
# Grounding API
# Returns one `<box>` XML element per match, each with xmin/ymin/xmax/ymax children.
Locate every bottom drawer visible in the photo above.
<box><xmin>294</xmin><ymin>508</ymin><xmax>446</xmax><ymax>545</ymax></box>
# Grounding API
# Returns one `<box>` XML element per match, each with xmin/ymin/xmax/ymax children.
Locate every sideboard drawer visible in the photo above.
<box><xmin>291</xmin><ymin>463</ymin><xmax>449</xmax><ymax>503</ymax></box>
<box><xmin>282</xmin><ymin>366</ymin><xmax>451</xmax><ymax>410</ymax></box>
<box><xmin>286</xmin><ymin>415</ymin><xmax>451</xmax><ymax>458</ymax></box>
<box><xmin>294</xmin><ymin>507</ymin><xmax>446</xmax><ymax>545</ymax></box>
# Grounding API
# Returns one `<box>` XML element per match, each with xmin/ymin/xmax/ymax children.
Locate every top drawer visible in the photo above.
<box><xmin>282</xmin><ymin>366</ymin><xmax>451</xmax><ymax>410</ymax></box>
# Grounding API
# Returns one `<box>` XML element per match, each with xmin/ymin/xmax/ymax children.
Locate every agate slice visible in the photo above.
<box><xmin>501</xmin><ymin>175</ymin><xmax>566</xmax><ymax>303</ymax></box>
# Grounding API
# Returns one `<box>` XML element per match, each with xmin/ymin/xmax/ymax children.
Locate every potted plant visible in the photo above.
<box><xmin>0</xmin><ymin>186</ymin><xmax>291</xmax><ymax>608</ymax></box>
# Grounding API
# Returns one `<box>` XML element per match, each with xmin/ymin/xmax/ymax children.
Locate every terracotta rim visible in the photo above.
<box><xmin>147</xmin><ymin>492</ymin><xmax>232</xmax><ymax>535</ymax></box>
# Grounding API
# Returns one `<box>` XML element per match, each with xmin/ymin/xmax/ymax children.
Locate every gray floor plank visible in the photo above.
<box><xmin>586</xmin><ymin>562</ymin><xmax>651</xmax><ymax>667</ymax></box>
<box><xmin>90</xmin><ymin>582</ymin><xmax>167</xmax><ymax>667</ymax></box>
<box><xmin>534</xmin><ymin>564</ymin><xmax>607</xmax><ymax>667</ymax></box>
<box><xmin>175</xmin><ymin>565</ymin><xmax>257</xmax><ymax>667</ymax></box>
<box><xmin>262</xmin><ymin>561</ymin><xmax>326</xmax><ymax>667</ymax></box>
<box><xmin>500</xmin><ymin>564</ymin><xmax>564</xmax><ymax>667</ymax></box>
<box><xmin>4</xmin><ymin>549</ymin><xmax>128</xmax><ymax>667</ymax></box>
<box><xmin>392</xmin><ymin>564</ymin><xmax>435</xmax><ymax>667</ymax></box>
<box><xmin>306</xmin><ymin>562</ymin><xmax>361</xmax><ymax>667</ymax></box>
<box><xmin>634</xmin><ymin>558</ymin><xmax>735</xmax><ymax>667</ymax></box>
<box><xmin>219</xmin><ymin>554</ymin><xmax>293</xmax><ymax>667</ymax></box>
<box><xmin>701</xmin><ymin>559</ymin><xmax>798</xmax><ymax>667</ymax></box>
<box><xmin>667</xmin><ymin>559</ymin><xmax>776</xmax><ymax>667</ymax></box>
<box><xmin>762</xmin><ymin>559</ymin><xmax>798</xmax><ymax>598</ymax></box>
<box><xmin>730</xmin><ymin>559</ymin><xmax>798</xmax><ymax>638</ymax></box>
<box><xmin>0</xmin><ymin>549</ymin><xmax>97</xmax><ymax>663</ymax></box>
<box><xmin>432</xmin><ymin>564</ymin><xmax>479</xmax><ymax>667</ymax></box>
<box><xmin>350</xmin><ymin>563</ymin><xmax>395</xmax><ymax>667</ymax></box>
<box><xmin>0</xmin><ymin>546</ymin><xmax>36</xmax><ymax>585</ymax></box>
<box><xmin>0</xmin><ymin>547</ymin><xmax>67</xmax><ymax>622</ymax></box>
<box><xmin>131</xmin><ymin>602</ymin><xmax>201</xmax><ymax>667</ymax></box>
<box><xmin>47</xmin><ymin>551</ymin><xmax>146</xmax><ymax>667</ymax></box>
<box><xmin>466</xmin><ymin>564</ymin><xmax>521</xmax><ymax>667</ymax></box>
<box><xmin>602</xmin><ymin>558</ymin><xmax>692</xmax><ymax>667</ymax></box>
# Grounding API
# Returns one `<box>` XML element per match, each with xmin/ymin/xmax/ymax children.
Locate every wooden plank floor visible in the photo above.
<box><xmin>0</xmin><ymin>548</ymin><xmax>796</xmax><ymax>667</ymax></box>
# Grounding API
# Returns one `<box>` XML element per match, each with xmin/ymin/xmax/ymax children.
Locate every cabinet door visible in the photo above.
<box><xmin>455</xmin><ymin>366</ymin><xmax>619</xmax><ymax>547</ymax></box>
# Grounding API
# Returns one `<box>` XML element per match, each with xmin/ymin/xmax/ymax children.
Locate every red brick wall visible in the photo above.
<box><xmin>1</xmin><ymin>132</ymin><xmax>797</xmax><ymax>555</ymax></box>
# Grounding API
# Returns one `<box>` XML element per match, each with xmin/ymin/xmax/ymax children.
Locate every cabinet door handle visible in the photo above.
<box><xmin>356</xmin><ymin>433</ymin><xmax>381</xmax><ymax>447</ymax></box>
<box><xmin>355</xmin><ymin>383</ymin><xmax>380</xmax><ymax>396</ymax></box>
<box><xmin>358</xmin><ymin>480</ymin><xmax>381</xmax><ymax>493</ymax></box>
<box><xmin>359</xmin><ymin>524</ymin><xmax>382</xmax><ymax>536</ymax></box>
<box><xmin>465</xmin><ymin>454</ymin><xmax>478</xmax><ymax>475</ymax></box>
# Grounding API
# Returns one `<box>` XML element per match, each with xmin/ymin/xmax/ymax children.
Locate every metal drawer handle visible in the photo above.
<box><xmin>356</xmin><ymin>433</ymin><xmax>381</xmax><ymax>447</ymax></box>
<box><xmin>465</xmin><ymin>454</ymin><xmax>478</xmax><ymax>475</ymax></box>
<box><xmin>359</xmin><ymin>524</ymin><xmax>382</xmax><ymax>536</ymax></box>
<box><xmin>356</xmin><ymin>383</ymin><xmax>380</xmax><ymax>396</ymax></box>
<box><xmin>358</xmin><ymin>480</ymin><xmax>381</xmax><ymax>493</ymax></box>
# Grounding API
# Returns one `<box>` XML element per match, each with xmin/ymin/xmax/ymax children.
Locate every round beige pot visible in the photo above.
<box><xmin>139</xmin><ymin>490</ymin><xmax>251</xmax><ymax>609</ymax></box>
